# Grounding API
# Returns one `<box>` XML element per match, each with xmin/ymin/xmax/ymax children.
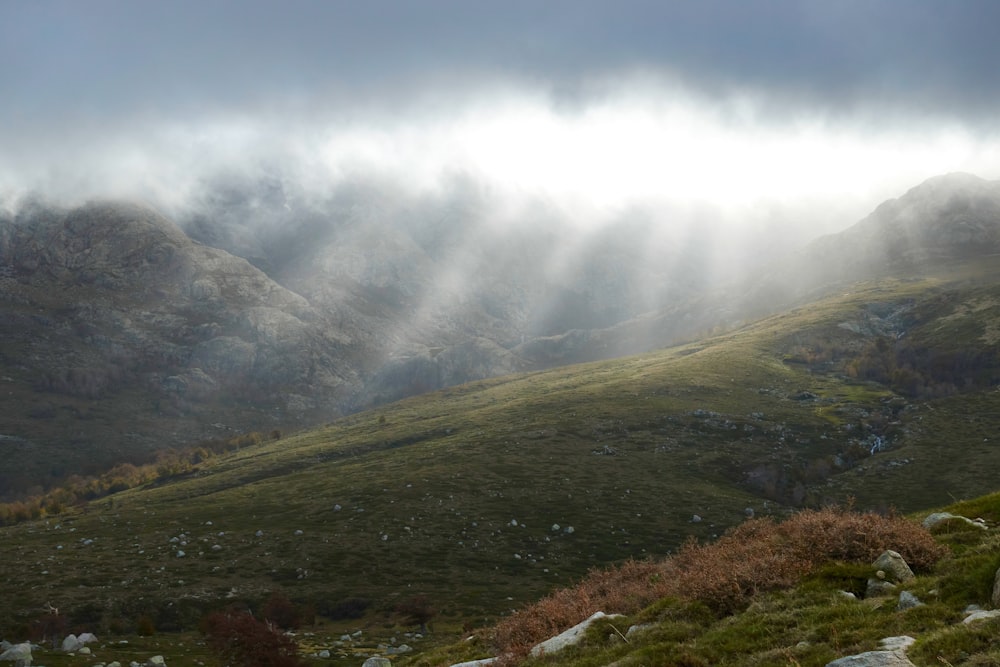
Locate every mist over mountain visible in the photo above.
<box><xmin>0</xmin><ymin>172</ymin><xmax>998</xmax><ymax>497</ymax></box>
<box><xmin>749</xmin><ymin>172</ymin><xmax>1000</xmax><ymax>310</ymax></box>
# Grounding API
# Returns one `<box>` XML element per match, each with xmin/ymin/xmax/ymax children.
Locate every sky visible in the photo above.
<box><xmin>1</xmin><ymin>0</ymin><xmax>999</xmax><ymax>238</ymax></box>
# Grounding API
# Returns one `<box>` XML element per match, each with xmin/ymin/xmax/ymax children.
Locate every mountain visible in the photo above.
<box><xmin>2</xmin><ymin>237</ymin><xmax>1000</xmax><ymax>653</ymax></box>
<box><xmin>0</xmin><ymin>200</ymin><xmax>363</xmax><ymax>493</ymax></box>
<box><xmin>2</xmin><ymin>174</ymin><xmax>1000</xmax><ymax>499</ymax></box>
<box><xmin>749</xmin><ymin>172</ymin><xmax>1000</xmax><ymax>308</ymax></box>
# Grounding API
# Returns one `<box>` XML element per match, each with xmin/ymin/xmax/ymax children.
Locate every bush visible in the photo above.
<box><xmin>202</xmin><ymin>610</ymin><xmax>303</xmax><ymax>667</ymax></box>
<box><xmin>489</xmin><ymin>507</ymin><xmax>947</xmax><ymax>661</ymax></box>
<box><xmin>316</xmin><ymin>596</ymin><xmax>371</xmax><ymax>620</ymax></box>
<box><xmin>395</xmin><ymin>594</ymin><xmax>435</xmax><ymax>632</ymax></box>
<box><xmin>136</xmin><ymin>614</ymin><xmax>156</xmax><ymax>636</ymax></box>
<box><xmin>260</xmin><ymin>591</ymin><xmax>311</xmax><ymax>630</ymax></box>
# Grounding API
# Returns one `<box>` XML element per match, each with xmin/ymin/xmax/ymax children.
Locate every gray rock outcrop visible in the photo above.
<box><xmin>530</xmin><ymin>611</ymin><xmax>622</xmax><ymax>657</ymax></box>
<box><xmin>825</xmin><ymin>650</ymin><xmax>916</xmax><ymax>667</ymax></box>
<box><xmin>0</xmin><ymin>642</ymin><xmax>32</xmax><ymax>667</ymax></box>
<box><xmin>922</xmin><ymin>512</ymin><xmax>988</xmax><ymax>531</ymax></box>
<box><xmin>872</xmin><ymin>551</ymin><xmax>915</xmax><ymax>584</ymax></box>
<box><xmin>896</xmin><ymin>591</ymin><xmax>923</xmax><ymax>611</ymax></box>
<box><xmin>826</xmin><ymin>637</ymin><xmax>917</xmax><ymax>667</ymax></box>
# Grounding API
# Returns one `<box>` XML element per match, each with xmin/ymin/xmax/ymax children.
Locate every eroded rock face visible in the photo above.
<box><xmin>0</xmin><ymin>201</ymin><xmax>364</xmax><ymax>483</ymax></box>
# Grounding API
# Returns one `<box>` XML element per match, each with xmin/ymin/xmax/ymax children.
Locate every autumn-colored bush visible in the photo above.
<box><xmin>395</xmin><ymin>594</ymin><xmax>436</xmax><ymax>633</ymax></box>
<box><xmin>202</xmin><ymin>610</ymin><xmax>303</xmax><ymax>667</ymax></box>
<box><xmin>260</xmin><ymin>591</ymin><xmax>312</xmax><ymax>630</ymax></box>
<box><xmin>490</xmin><ymin>507</ymin><xmax>947</xmax><ymax>661</ymax></box>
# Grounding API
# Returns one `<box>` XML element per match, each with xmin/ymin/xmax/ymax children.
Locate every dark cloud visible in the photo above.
<box><xmin>0</xmin><ymin>0</ymin><xmax>998</xmax><ymax>221</ymax></box>
<box><xmin>2</xmin><ymin>0</ymin><xmax>999</xmax><ymax>123</ymax></box>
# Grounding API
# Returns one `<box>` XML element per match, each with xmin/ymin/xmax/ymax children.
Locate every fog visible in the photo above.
<box><xmin>2</xmin><ymin>1</ymin><xmax>999</xmax><ymax>348</ymax></box>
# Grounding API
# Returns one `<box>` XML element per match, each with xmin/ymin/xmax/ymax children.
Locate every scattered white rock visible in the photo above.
<box><xmin>963</xmin><ymin>609</ymin><xmax>1000</xmax><ymax>624</ymax></box>
<box><xmin>825</xmin><ymin>649</ymin><xmax>916</xmax><ymax>666</ymax></box>
<box><xmin>879</xmin><ymin>637</ymin><xmax>916</xmax><ymax>652</ymax></box>
<box><xmin>145</xmin><ymin>656</ymin><xmax>166</xmax><ymax>667</ymax></box>
<box><xmin>387</xmin><ymin>644</ymin><xmax>412</xmax><ymax>654</ymax></box>
<box><xmin>531</xmin><ymin>611</ymin><xmax>622</xmax><ymax>657</ymax></box>
<box><xmin>317</xmin><ymin>649</ymin><xmax>330</xmax><ymax>658</ymax></box>
<box><xmin>255</xmin><ymin>530</ymin><xmax>264</xmax><ymax>537</ymax></box>
<box><xmin>176</xmin><ymin>550</ymin><xmax>186</xmax><ymax>558</ymax></box>
<box><xmin>897</xmin><ymin>592</ymin><xmax>923</xmax><ymax>611</ymax></box>
<box><xmin>922</xmin><ymin>512</ymin><xmax>988</xmax><ymax>530</ymax></box>
<box><xmin>551</xmin><ymin>523</ymin><xmax>560</xmax><ymax>532</ymax></box>
<box><xmin>0</xmin><ymin>641</ymin><xmax>32</xmax><ymax>664</ymax></box>
<box><xmin>691</xmin><ymin>515</ymin><xmax>702</xmax><ymax>523</ymax></box>
<box><xmin>447</xmin><ymin>659</ymin><xmax>497</xmax><ymax>667</ymax></box>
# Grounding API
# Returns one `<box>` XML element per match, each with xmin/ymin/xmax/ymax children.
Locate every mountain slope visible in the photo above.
<box><xmin>2</xmin><ymin>172</ymin><xmax>999</xmax><ymax>500</ymax></box>
<box><xmin>3</xmin><ymin>259</ymin><xmax>1000</xmax><ymax>644</ymax></box>
<box><xmin>0</xmin><ymin>200</ymin><xmax>362</xmax><ymax>494</ymax></box>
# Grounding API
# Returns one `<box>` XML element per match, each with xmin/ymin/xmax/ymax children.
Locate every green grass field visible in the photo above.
<box><xmin>3</xmin><ymin>263</ymin><xmax>1000</xmax><ymax>665</ymax></box>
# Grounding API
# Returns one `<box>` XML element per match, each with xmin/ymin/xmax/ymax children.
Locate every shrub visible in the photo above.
<box><xmin>490</xmin><ymin>507</ymin><xmax>947</xmax><ymax>661</ymax></box>
<box><xmin>260</xmin><ymin>591</ymin><xmax>310</xmax><ymax>630</ymax></box>
<box><xmin>136</xmin><ymin>614</ymin><xmax>156</xmax><ymax>636</ymax></box>
<box><xmin>316</xmin><ymin>596</ymin><xmax>371</xmax><ymax>620</ymax></box>
<box><xmin>202</xmin><ymin>610</ymin><xmax>303</xmax><ymax>667</ymax></box>
<box><xmin>395</xmin><ymin>594</ymin><xmax>435</xmax><ymax>633</ymax></box>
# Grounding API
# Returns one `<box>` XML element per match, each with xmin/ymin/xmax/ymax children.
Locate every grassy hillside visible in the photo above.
<box><xmin>416</xmin><ymin>495</ymin><xmax>1000</xmax><ymax>667</ymax></box>
<box><xmin>2</xmin><ymin>262</ymin><xmax>1000</xmax><ymax>664</ymax></box>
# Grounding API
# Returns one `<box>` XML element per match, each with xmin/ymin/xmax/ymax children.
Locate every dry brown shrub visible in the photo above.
<box><xmin>489</xmin><ymin>507</ymin><xmax>947</xmax><ymax>661</ymax></box>
<box><xmin>490</xmin><ymin>559</ymin><xmax>671</xmax><ymax>660</ymax></box>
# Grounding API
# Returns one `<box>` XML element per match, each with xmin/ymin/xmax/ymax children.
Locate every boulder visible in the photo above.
<box><xmin>922</xmin><ymin>512</ymin><xmax>988</xmax><ymax>531</ymax></box>
<box><xmin>531</xmin><ymin>611</ymin><xmax>622</xmax><ymax>657</ymax></box>
<box><xmin>361</xmin><ymin>658</ymin><xmax>391</xmax><ymax>667</ymax></box>
<box><xmin>963</xmin><ymin>609</ymin><xmax>1000</xmax><ymax>624</ymax></box>
<box><xmin>62</xmin><ymin>634</ymin><xmax>84</xmax><ymax>652</ymax></box>
<box><xmin>879</xmin><ymin>637</ymin><xmax>916</xmax><ymax>652</ymax></box>
<box><xmin>826</xmin><ymin>636</ymin><xmax>917</xmax><ymax>666</ymax></box>
<box><xmin>145</xmin><ymin>656</ymin><xmax>166</xmax><ymax>667</ymax></box>
<box><xmin>897</xmin><ymin>591</ymin><xmax>923</xmax><ymax>611</ymax></box>
<box><xmin>448</xmin><ymin>660</ymin><xmax>497</xmax><ymax>667</ymax></box>
<box><xmin>826</xmin><ymin>650</ymin><xmax>916</xmax><ymax>666</ymax></box>
<box><xmin>865</xmin><ymin>571</ymin><xmax>897</xmax><ymax>598</ymax></box>
<box><xmin>0</xmin><ymin>642</ymin><xmax>32</xmax><ymax>666</ymax></box>
<box><xmin>872</xmin><ymin>551</ymin><xmax>914</xmax><ymax>583</ymax></box>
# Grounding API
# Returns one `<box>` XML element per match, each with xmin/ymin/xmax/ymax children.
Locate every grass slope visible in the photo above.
<box><xmin>416</xmin><ymin>495</ymin><xmax>1000</xmax><ymax>667</ymax></box>
<box><xmin>2</xmin><ymin>262</ymin><xmax>1000</xmax><ymax>663</ymax></box>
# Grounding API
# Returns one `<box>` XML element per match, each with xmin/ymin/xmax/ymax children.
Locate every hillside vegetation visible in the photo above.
<box><xmin>2</xmin><ymin>257</ymin><xmax>1000</xmax><ymax>662</ymax></box>
<box><xmin>416</xmin><ymin>496</ymin><xmax>1000</xmax><ymax>667</ymax></box>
